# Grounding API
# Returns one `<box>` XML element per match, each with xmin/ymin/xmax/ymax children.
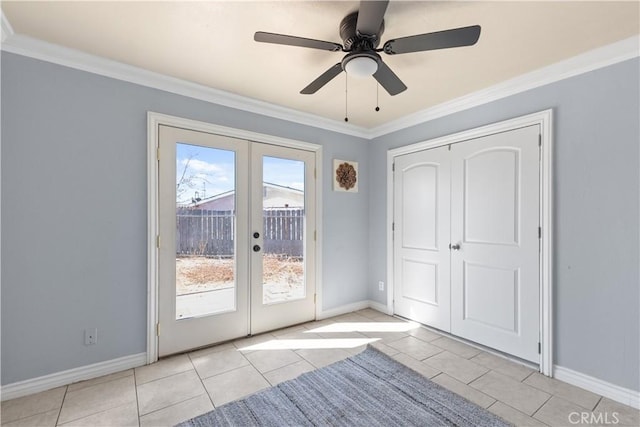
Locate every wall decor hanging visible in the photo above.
<box><xmin>334</xmin><ymin>159</ymin><xmax>358</xmax><ymax>192</ymax></box>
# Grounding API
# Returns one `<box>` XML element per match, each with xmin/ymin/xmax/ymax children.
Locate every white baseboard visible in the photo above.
<box><xmin>554</xmin><ymin>365</ymin><xmax>640</xmax><ymax>410</ymax></box>
<box><xmin>368</xmin><ymin>300</ymin><xmax>392</xmax><ymax>315</ymax></box>
<box><xmin>317</xmin><ymin>300</ymin><xmax>371</xmax><ymax>320</ymax></box>
<box><xmin>1</xmin><ymin>352</ymin><xmax>147</xmax><ymax>401</ymax></box>
<box><xmin>317</xmin><ymin>299</ymin><xmax>393</xmax><ymax>320</ymax></box>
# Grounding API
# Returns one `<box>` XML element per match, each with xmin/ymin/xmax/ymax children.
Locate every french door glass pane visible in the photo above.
<box><xmin>262</xmin><ymin>156</ymin><xmax>305</xmax><ymax>304</ymax></box>
<box><xmin>175</xmin><ymin>143</ymin><xmax>236</xmax><ymax>319</ymax></box>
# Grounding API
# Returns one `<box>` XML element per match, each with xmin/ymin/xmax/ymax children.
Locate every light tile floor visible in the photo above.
<box><xmin>2</xmin><ymin>309</ymin><xmax>639</xmax><ymax>426</ymax></box>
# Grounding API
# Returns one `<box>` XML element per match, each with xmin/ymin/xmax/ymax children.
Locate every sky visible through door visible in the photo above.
<box><xmin>176</xmin><ymin>143</ymin><xmax>303</xmax><ymax>204</ymax></box>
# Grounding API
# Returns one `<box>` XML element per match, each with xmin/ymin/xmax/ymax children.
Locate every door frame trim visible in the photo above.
<box><xmin>386</xmin><ymin>109</ymin><xmax>553</xmax><ymax>375</ymax></box>
<box><xmin>146</xmin><ymin>112</ymin><xmax>323</xmax><ymax>364</ymax></box>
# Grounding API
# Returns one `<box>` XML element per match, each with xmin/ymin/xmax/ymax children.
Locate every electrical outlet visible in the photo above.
<box><xmin>378</xmin><ymin>281</ymin><xmax>385</xmax><ymax>291</ymax></box>
<box><xmin>85</xmin><ymin>328</ymin><xmax>98</xmax><ymax>345</ymax></box>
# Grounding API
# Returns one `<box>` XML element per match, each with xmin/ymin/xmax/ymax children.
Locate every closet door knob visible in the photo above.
<box><xmin>449</xmin><ymin>243</ymin><xmax>461</xmax><ymax>251</ymax></box>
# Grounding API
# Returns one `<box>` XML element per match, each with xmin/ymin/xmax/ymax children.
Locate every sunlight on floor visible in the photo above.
<box><xmin>305</xmin><ymin>321</ymin><xmax>421</xmax><ymax>334</ymax></box>
<box><xmin>238</xmin><ymin>337</ymin><xmax>379</xmax><ymax>351</ymax></box>
<box><xmin>237</xmin><ymin>320</ymin><xmax>421</xmax><ymax>351</ymax></box>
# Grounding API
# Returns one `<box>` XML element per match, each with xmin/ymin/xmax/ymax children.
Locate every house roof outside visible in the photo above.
<box><xmin>179</xmin><ymin>182</ymin><xmax>304</xmax><ymax>210</ymax></box>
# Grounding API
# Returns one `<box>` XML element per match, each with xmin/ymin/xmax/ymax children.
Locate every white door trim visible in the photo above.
<box><xmin>147</xmin><ymin>112</ymin><xmax>323</xmax><ymax>364</ymax></box>
<box><xmin>386</xmin><ymin>109</ymin><xmax>553</xmax><ymax>375</ymax></box>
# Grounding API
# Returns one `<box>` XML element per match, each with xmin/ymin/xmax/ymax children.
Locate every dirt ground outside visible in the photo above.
<box><xmin>176</xmin><ymin>255</ymin><xmax>304</xmax><ymax>302</ymax></box>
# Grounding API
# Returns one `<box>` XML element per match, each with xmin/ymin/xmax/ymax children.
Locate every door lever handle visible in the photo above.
<box><xmin>449</xmin><ymin>243</ymin><xmax>461</xmax><ymax>251</ymax></box>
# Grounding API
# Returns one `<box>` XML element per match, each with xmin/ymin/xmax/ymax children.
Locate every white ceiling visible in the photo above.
<box><xmin>2</xmin><ymin>1</ymin><xmax>639</xmax><ymax>129</ymax></box>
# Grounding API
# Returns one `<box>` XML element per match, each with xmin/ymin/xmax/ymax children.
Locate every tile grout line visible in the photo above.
<box><xmin>244</xmin><ymin>353</ymin><xmax>275</xmax><ymax>388</ymax></box>
<box><xmin>133</xmin><ymin>368</ymin><xmax>141</xmax><ymax>426</ymax></box>
<box><xmin>519</xmin><ymin>371</ymin><xmax>606</xmax><ymax>412</ymax></box>
<box><xmin>466</xmin><ymin>369</ymin><xmax>492</xmax><ymax>390</ymax></box>
<box><xmin>590</xmin><ymin>395</ymin><xmax>603</xmax><ymax>412</ymax></box>
<box><xmin>187</xmin><ymin>352</ymin><xmax>216</xmax><ymax>410</ymax></box>
<box><xmin>530</xmin><ymin>393</ymin><xmax>554</xmax><ymax>419</ymax></box>
<box><xmin>250</xmin><ymin>355</ymin><xmax>305</xmax><ymax>378</ymax></box>
<box><xmin>0</xmin><ymin>390</ymin><xmax>67</xmax><ymax>426</ymax></box>
<box><xmin>464</xmin><ymin>368</ymin><xmax>493</xmax><ymax>385</ymax></box>
<box><xmin>293</xmin><ymin>349</ymin><xmax>319</xmax><ymax>368</ymax></box>
<box><xmin>520</xmin><ymin>370</ymin><xmax>536</xmax><ymax>383</ymax></box>
<box><xmin>54</xmin><ymin>386</ymin><xmax>68</xmax><ymax>427</ymax></box>
<box><xmin>488</xmin><ymin>400</ymin><xmax>552</xmax><ymax>427</ymax></box>
<box><xmin>136</xmin><ymin>367</ymin><xmax>195</xmax><ymax>387</ymax></box>
<box><xmin>54</xmin><ymin>376</ymin><xmax>137</xmax><ymax>426</ymax></box>
<box><xmin>139</xmin><ymin>394</ymin><xmax>210</xmax><ymax>421</ymax></box>
<box><xmin>468</xmin><ymin>368</ymin><xmax>555</xmax><ymax>417</ymax></box>
<box><xmin>189</xmin><ymin>349</ymin><xmax>253</xmax><ymax>382</ymax></box>
<box><xmin>58</xmin><ymin>402</ymin><xmax>138</xmax><ymax>426</ymax></box>
<box><xmin>418</xmin><ymin>348</ymin><xmax>445</xmax><ymax>362</ymax></box>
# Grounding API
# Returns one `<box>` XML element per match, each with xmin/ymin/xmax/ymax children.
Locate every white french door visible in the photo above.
<box><xmin>250</xmin><ymin>143</ymin><xmax>316</xmax><ymax>334</ymax></box>
<box><xmin>393</xmin><ymin>125</ymin><xmax>541</xmax><ymax>363</ymax></box>
<box><xmin>158</xmin><ymin>125</ymin><xmax>316</xmax><ymax>357</ymax></box>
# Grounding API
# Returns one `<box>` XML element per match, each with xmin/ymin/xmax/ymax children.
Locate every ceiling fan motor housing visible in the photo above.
<box><xmin>339</xmin><ymin>11</ymin><xmax>384</xmax><ymax>51</ymax></box>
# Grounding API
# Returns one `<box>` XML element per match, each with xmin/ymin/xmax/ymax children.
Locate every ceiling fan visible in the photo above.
<box><xmin>254</xmin><ymin>0</ymin><xmax>481</xmax><ymax>96</ymax></box>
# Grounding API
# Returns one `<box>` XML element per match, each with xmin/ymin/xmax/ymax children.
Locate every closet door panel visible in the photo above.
<box><xmin>450</xmin><ymin>125</ymin><xmax>540</xmax><ymax>363</ymax></box>
<box><xmin>393</xmin><ymin>146</ymin><xmax>451</xmax><ymax>331</ymax></box>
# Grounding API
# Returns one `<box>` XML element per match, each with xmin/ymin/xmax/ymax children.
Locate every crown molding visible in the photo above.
<box><xmin>369</xmin><ymin>35</ymin><xmax>640</xmax><ymax>139</ymax></box>
<box><xmin>1</xmin><ymin>9</ymin><xmax>14</xmax><ymax>43</ymax></box>
<box><xmin>0</xmin><ymin>33</ymin><xmax>370</xmax><ymax>139</ymax></box>
<box><xmin>0</xmin><ymin>11</ymin><xmax>637</xmax><ymax>141</ymax></box>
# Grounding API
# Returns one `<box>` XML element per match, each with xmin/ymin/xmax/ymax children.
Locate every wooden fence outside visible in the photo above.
<box><xmin>176</xmin><ymin>208</ymin><xmax>304</xmax><ymax>257</ymax></box>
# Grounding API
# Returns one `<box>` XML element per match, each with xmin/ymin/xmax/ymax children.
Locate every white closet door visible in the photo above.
<box><xmin>450</xmin><ymin>125</ymin><xmax>540</xmax><ymax>362</ymax></box>
<box><xmin>393</xmin><ymin>146</ymin><xmax>451</xmax><ymax>331</ymax></box>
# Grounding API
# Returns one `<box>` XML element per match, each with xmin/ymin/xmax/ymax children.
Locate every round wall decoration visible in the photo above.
<box><xmin>333</xmin><ymin>159</ymin><xmax>358</xmax><ymax>192</ymax></box>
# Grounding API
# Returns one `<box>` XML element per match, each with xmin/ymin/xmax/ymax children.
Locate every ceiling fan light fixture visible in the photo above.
<box><xmin>344</xmin><ymin>56</ymin><xmax>378</xmax><ymax>77</ymax></box>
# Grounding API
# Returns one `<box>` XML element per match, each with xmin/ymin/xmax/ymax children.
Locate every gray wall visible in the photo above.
<box><xmin>368</xmin><ymin>58</ymin><xmax>640</xmax><ymax>392</ymax></box>
<box><xmin>2</xmin><ymin>51</ymin><xmax>639</xmax><ymax>394</ymax></box>
<box><xmin>0</xmin><ymin>52</ymin><xmax>369</xmax><ymax>385</ymax></box>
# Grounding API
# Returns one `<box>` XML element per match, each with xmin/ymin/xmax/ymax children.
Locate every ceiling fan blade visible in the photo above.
<box><xmin>373</xmin><ymin>60</ymin><xmax>407</xmax><ymax>96</ymax></box>
<box><xmin>356</xmin><ymin>0</ymin><xmax>389</xmax><ymax>36</ymax></box>
<box><xmin>383</xmin><ymin>25</ymin><xmax>481</xmax><ymax>55</ymax></box>
<box><xmin>301</xmin><ymin>63</ymin><xmax>344</xmax><ymax>94</ymax></box>
<box><xmin>255</xmin><ymin>32</ymin><xmax>343</xmax><ymax>52</ymax></box>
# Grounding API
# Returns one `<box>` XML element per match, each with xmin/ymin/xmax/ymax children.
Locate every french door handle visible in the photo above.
<box><xmin>449</xmin><ymin>243</ymin><xmax>461</xmax><ymax>251</ymax></box>
<box><xmin>253</xmin><ymin>245</ymin><xmax>261</xmax><ymax>252</ymax></box>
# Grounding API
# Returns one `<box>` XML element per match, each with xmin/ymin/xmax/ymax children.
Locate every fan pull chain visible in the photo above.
<box><xmin>375</xmin><ymin>83</ymin><xmax>380</xmax><ymax>112</ymax></box>
<box><xmin>344</xmin><ymin>74</ymin><xmax>349</xmax><ymax>122</ymax></box>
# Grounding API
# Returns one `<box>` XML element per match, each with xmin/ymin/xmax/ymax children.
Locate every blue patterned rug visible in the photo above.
<box><xmin>178</xmin><ymin>346</ymin><xmax>510</xmax><ymax>426</ymax></box>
